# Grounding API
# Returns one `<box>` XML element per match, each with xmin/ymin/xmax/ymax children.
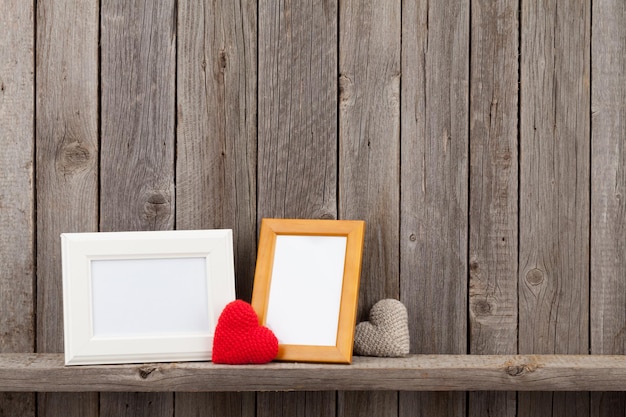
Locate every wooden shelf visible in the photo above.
<box><xmin>1</xmin><ymin>354</ymin><xmax>625</xmax><ymax>392</ymax></box>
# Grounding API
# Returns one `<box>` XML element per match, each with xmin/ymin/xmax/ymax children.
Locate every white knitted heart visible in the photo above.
<box><xmin>353</xmin><ymin>299</ymin><xmax>410</xmax><ymax>357</ymax></box>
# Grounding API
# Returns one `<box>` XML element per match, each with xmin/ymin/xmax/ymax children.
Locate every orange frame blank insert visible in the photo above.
<box><xmin>251</xmin><ymin>218</ymin><xmax>366</xmax><ymax>363</ymax></box>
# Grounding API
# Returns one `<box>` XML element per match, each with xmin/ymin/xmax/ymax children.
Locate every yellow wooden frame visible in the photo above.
<box><xmin>251</xmin><ymin>218</ymin><xmax>366</xmax><ymax>364</ymax></box>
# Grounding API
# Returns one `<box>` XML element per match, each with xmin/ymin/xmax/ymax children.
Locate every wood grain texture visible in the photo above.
<box><xmin>0</xmin><ymin>0</ymin><xmax>35</xmax><ymax>356</ymax></box>
<box><xmin>400</xmin><ymin>392</ymin><xmax>465</xmax><ymax>417</ymax></box>
<box><xmin>100</xmin><ymin>0</ymin><xmax>176</xmax><ymax>233</ymax></box>
<box><xmin>400</xmin><ymin>0</ymin><xmax>469</xmax><ymax>357</ymax></box>
<box><xmin>590</xmin><ymin>0</ymin><xmax>626</xmax><ymax>354</ymax></box>
<box><xmin>469</xmin><ymin>391</ymin><xmax>516</xmax><ymax>417</ymax></box>
<box><xmin>339</xmin><ymin>0</ymin><xmax>400</xmax><ymax>415</ymax></box>
<box><xmin>0</xmin><ymin>1</ymin><xmax>35</xmax><ymax>415</ymax></box>
<box><xmin>519</xmin><ymin>392</ymin><xmax>590</xmax><ymax>417</ymax></box>
<box><xmin>2</xmin><ymin>354</ymin><xmax>626</xmax><ymax>392</ymax></box>
<box><xmin>519</xmin><ymin>0</ymin><xmax>591</xmax><ymax>415</ymax></box>
<box><xmin>257</xmin><ymin>392</ymin><xmax>336</xmax><ymax>417</ymax></box>
<box><xmin>338</xmin><ymin>391</ymin><xmax>397</xmax><ymax>417</ymax></box>
<box><xmin>400</xmin><ymin>0</ymin><xmax>469</xmax><ymax>416</ymax></box>
<box><xmin>176</xmin><ymin>0</ymin><xmax>257</xmax><ymax>415</ymax></box>
<box><xmin>468</xmin><ymin>0</ymin><xmax>519</xmax><ymax>360</ymax></box>
<box><xmin>257</xmin><ymin>0</ymin><xmax>338</xmax><ymax>221</ymax></box>
<box><xmin>176</xmin><ymin>0</ymin><xmax>257</xmax><ymax>301</ymax></box>
<box><xmin>339</xmin><ymin>0</ymin><xmax>400</xmax><ymax>316</ymax></box>
<box><xmin>257</xmin><ymin>0</ymin><xmax>338</xmax><ymax>415</ymax></box>
<box><xmin>35</xmin><ymin>0</ymin><xmax>100</xmax><ymax>415</ymax></box>
<box><xmin>592</xmin><ymin>394</ymin><xmax>626</xmax><ymax>417</ymax></box>
<box><xmin>176</xmin><ymin>392</ymin><xmax>255</xmax><ymax>417</ymax></box>
<box><xmin>468</xmin><ymin>0</ymin><xmax>519</xmax><ymax>415</ymax></box>
<box><xmin>0</xmin><ymin>392</ymin><xmax>34</xmax><ymax>417</ymax></box>
<box><xmin>257</xmin><ymin>392</ymin><xmax>301</xmax><ymax>417</ymax></box>
<box><xmin>3</xmin><ymin>2</ymin><xmax>626</xmax><ymax>417</ymax></box>
<box><xmin>100</xmin><ymin>0</ymin><xmax>176</xmax><ymax>416</ymax></box>
<box><xmin>100</xmin><ymin>393</ymin><xmax>172</xmax><ymax>417</ymax></box>
<box><xmin>38</xmin><ymin>393</ymin><xmax>98</xmax><ymax>417</ymax></box>
<box><xmin>591</xmin><ymin>0</ymin><xmax>626</xmax><ymax>416</ymax></box>
<box><xmin>36</xmin><ymin>0</ymin><xmax>99</xmax><ymax>357</ymax></box>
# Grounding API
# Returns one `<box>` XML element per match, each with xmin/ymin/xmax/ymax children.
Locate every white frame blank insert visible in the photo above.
<box><xmin>61</xmin><ymin>230</ymin><xmax>236</xmax><ymax>365</ymax></box>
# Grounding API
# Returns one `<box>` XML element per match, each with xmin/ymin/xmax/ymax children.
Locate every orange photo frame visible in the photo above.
<box><xmin>251</xmin><ymin>218</ymin><xmax>365</xmax><ymax>363</ymax></box>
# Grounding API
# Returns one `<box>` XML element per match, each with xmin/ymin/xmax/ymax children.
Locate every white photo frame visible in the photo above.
<box><xmin>61</xmin><ymin>230</ymin><xmax>236</xmax><ymax>366</ymax></box>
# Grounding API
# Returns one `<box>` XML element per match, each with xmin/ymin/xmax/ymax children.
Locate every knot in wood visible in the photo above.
<box><xmin>219</xmin><ymin>49</ymin><xmax>227</xmax><ymax>71</ymax></box>
<box><xmin>58</xmin><ymin>141</ymin><xmax>92</xmax><ymax>175</ymax></box>
<box><xmin>138</xmin><ymin>366</ymin><xmax>157</xmax><ymax>379</ymax></box>
<box><xmin>142</xmin><ymin>192</ymin><xmax>171</xmax><ymax>223</ymax></box>
<box><xmin>525</xmin><ymin>268</ymin><xmax>544</xmax><ymax>286</ymax></box>
<box><xmin>147</xmin><ymin>193</ymin><xmax>168</xmax><ymax>205</ymax></box>
<box><xmin>504</xmin><ymin>358</ymin><xmax>538</xmax><ymax>377</ymax></box>
<box><xmin>505</xmin><ymin>365</ymin><xmax>526</xmax><ymax>376</ymax></box>
<box><xmin>472</xmin><ymin>300</ymin><xmax>492</xmax><ymax>316</ymax></box>
<box><xmin>338</xmin><ymin>74</ymin><xmax>354</xmax><ymax>104</ymax></box>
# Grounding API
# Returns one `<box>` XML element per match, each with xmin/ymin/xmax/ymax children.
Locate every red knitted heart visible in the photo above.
<box><xmin>212</xmin><ymin>300</ymin><xmax>278</xmax><ymax>364</ymax></box>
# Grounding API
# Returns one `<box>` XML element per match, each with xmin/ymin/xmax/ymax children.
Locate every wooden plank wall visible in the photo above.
<box><xmin>35</xmin><ymin>0</ymin><xmax>100</xmax><ymax>416</ymax></box>
<box><xmin>591</xmin><ymin>1</ymin><xmax>626</xmax><ymax>416</ymax></box>
<box><xmin>0</xmin><ymin>0</ymin><xmax>624</xmax><ymax>416</ymax></box>
<box><xmin>0</xmin><ymin>2</ymin><xmax>35</xmax><ymax>416</ymax></box>
<box><xmin>518</xmin><ymin>1</ymin><xmax>591</xmax><ymax>417</ymax></box>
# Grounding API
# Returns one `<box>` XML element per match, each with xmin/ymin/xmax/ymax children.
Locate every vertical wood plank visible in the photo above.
<box><xmin>176</xmin><ymin>0</ymin><xmax>257</xmax><ymax>414</ymax></box>
<box><xmin>100</xmin><ymin>393</ymin><xmax>172</xmax><ymax>417</ymax></box>
<box><xmin>177</xmin><ymin>0</ymin><xmax>257</xmax><ymax>302</ymax></box>
<box><xmin>257</xmin><ymin>392</ymin><xmax>335</xmax><ymax>417</ymax></box>
<box><xmin>100</xmin><ymin>0</ymin><xmax>176</xmax><ymax>233</ymax></box>
<box><xmin>591</xmin><ymin>0</ymin><xmax>626</xmax><ymax>415</ymax></box>
<box><xmin>257</xmin><ymin>0</ymin><xmax>337</xmax><ymax>414</ymax></box>
<box><xmin>38</xmin><ymin>393</ymin><xmax>99</xmax><ymax>417</ymax></box>
<box><xmin>339</xmin><ymin>0</ymin><xmax>401</xmax><ymax>316</ymax></box>
<box><xmin>519</xmin><ymin>392</ymin><xmax>590</xmax><ymax>417</ymax></box>
<box><xmin>36</xmin><ymin>0</ymin><xmax>99</xmax><ymax>361</ymax></box>
<box><xmin>469</xmin><ymin>392</ymin><xmax>516</xmax><ymax>417</ymax></box>
<box><xmin>35</xmin><ymin>0</ymin><xmax>100</xmax><ymax>414</ymax></box>
<box><xmin>468</xmin><ymin>0</ymin><xmax>519</xmax><ymax>415</ymax></box>
<box><xmin>399</xmin><ymin>393</ymin><xmax>464</xmax><ymax>417</ymax></box>
<box><xmin>0</xmin><ymin>1</ymin><xmax>35</xmax><ymax>415</ymax></box>
<box><xmin>100</xmin><ymin>0</ymin><xmax>175</xmax><ymax>415</ymax></box>
<box><xmin>176</xmin><ymin>392</ymin><xmax>256</xmax><ymax>417</ymax></box>
<box><xmin>338</xmin><ymin>392</ymin><xmax>397</xmax><ymax>417</ymax></box>
<box><xmin>518</xmin><ymin>0</ymin><xmax>591</xmax><ymax>415</ymax></box>
<box><xmin>469</xmin><ymin>0</ymin><xmax>519</xmax><ymax>359</ymax></box>
<box><xmin>0</xmin><ymin>392</ymin><xmax>34</xmax><ymax>417</ymax></box>
<box><xmin>257</xmin><ymin>393</ymin><xmax>301</xmax><ymax>417</ymax></box>
<box><xmin>400</xmin><ymin>0</ymin><xmax>469</xmax><ymax>358</ymax></box>
<box><xmin>258</xmin><ymin>0</ymin><xmax>338</xmax><ymax>221</ymax></box>
<box><xmin>338</xmin><ymin>0</ymin><xmax>400</xmax><ymax>416</ymax></box>
<box><xmin>400</xmin><ymin>0</ymin><xmax>469</xmax><ymax>415</ymax></box>
<box><xmin>302</xmin><ymin>392</ymin><xmax>337</xmax><ymax>416</ymax></box>
<box><xmin>258</xmin><ymin>393</ymin><xmax>302</xmax><ymax>417</ymax></box>
<box><xmin>0</xmin><ymin>0</ymin><xmax>35</xmax><ymax>356</ymax></box>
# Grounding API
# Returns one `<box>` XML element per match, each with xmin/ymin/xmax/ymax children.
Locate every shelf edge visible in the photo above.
<box><xmin>1</xmin><ymin>353</ymin><xmax>624</xmax><ymax>392</ymax></box>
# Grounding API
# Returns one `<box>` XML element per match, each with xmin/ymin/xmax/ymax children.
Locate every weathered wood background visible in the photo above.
<box><xmin>0</xmin><ymin>0</ymin><xmax>624</xmax><ymax>416</ymax></box>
